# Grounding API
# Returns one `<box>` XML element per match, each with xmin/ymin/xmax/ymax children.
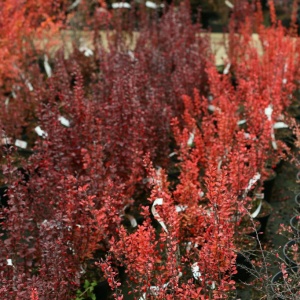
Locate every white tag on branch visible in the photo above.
<box><xmin>145</xmin><ymin>1</ymin><xmax>161</xmax><ymax>9</ymax></box>
<box><xmin>199</xmin><ymin>190</ymin><xmax>204</xmax><ymax>198</ymax></box>
<box><xmin>255</xmin><ymin>193</ymin><xmax>264</xmax><ymax>200</ymax></box>
<box><xmin>68</xmin><ymin>0</ymin><xmax>81</xmax><ymax>11</ymax></box>
<box><xmin>187</xmin><ymin>131</ymin><xmax>195</xmax><ymax>147</ymax></box>
<box><xmin>264</xmin><ymin>105</ymin><xmax>273</xmax><ymax>121</ymax></box>
<box><xmin>125</xmin><ymin>214</ymin><xmax>137</xmax><ymax>228</ymax></box>
<box><xmin>7</xmin><ymin>259</ymin><xmax>13</xmax><ymax>266</ymax></box>
<box><xmin>44</xmin><ymin>55</ymin><xmax>52</xmax><ymax>78</ymax></box>
<box><xmin>151</xmin><ymin>198</ymin><xmax>168</xmax><ymax>233</ymax></box>
<box><xmin>35</xmin><ymin>126</ymin><xmax>48</xmax><ymax>138</ymax></box>
<box><xmin>175</xmin><ymin>205</ymin><xmax>188</xmax><ymax>213</ymax></box>
<box><xmin>271</xmin><ymin>131</ymin><xmax>277</xmax><ymax>150</ymax></box>
<box><xmin>282</xmin><ymin>78</ymin><xmax>287</xmax><ymax>85</ymax></box>
<box><xmin>169</xmin><ymin>152</ymin><xmax>177</xmax><ymax>157</ymax></box>
<box><xmin>217</xmin><ymin>159</ymin><xmax>223</xmax><ymax>171</ymax></box>
<box><xmin>79</xmin><ymin>46</ymin><xmax>93</xmax><ymax>57</ymax></box>
<box><xmin>15</xmin><ymin>139</ymin><xmax>27</xmax><ymax>149</ymax></box>
<box><xmin>208</xmin><ymin>105</ymin><xmax>221</xmax><ymax>113</ymax></box>
<box><xmin>223</xmin><ymin>63</ymin><xmax>231</xmax><ymax>75</ymax></box>
<box><xmin>225</xmin><ymin>0</ymin><xmax>234</xmax><ymax>8</ymax></box>
<box><xmin>244</xmin><ymin>173</ymin><xmax>261</xmax><ymax>195</ymax></box>
<box><xmin>5</xmin><ymin>97</ymin><xmax>9</xmax><ymax>109</ymax></box>
<box><xmin>191</xmin><ymin>262</ymin><xmax>202</xmax><ymax>280</ymax></box>
<box><xmin>11</xmin><ymin>91</ymin><xmax>17</xmax><ymax>99</ymax></box>
<box><xmin>250</xmin><ymin>198</ymin><xmax>263</xmax><ymax>218</ymax></box>
<box><xmin>273</xmin><ymin>122</ymin><xmax>289</xmax><ymax>129</ymax></box>
<box><xmin>112</xmin><ymin>2</ymin><xmax>131</xmax><ymax>8</ymax></box>
<box><xmin>208</xmin><ymin>105</ymin><xmax>216</xmax><ymax>112</ymax></box>
<box><xmin>237</xmin><ymin>119</ymin><xmax>247</xmax><ymax>125</ymax></box>
<box><xmin>128</xmin><ymin>50</ymin><xmax>136</xmax><ymax>61</ymax></box>
<box><xmin>58</xmin><ymin>116</ymin><xmax>70</xmax><ymax>127</ymax></box>
<box><xmin>26</xmin><ymin>81</ymin><xmax>34</xmax><ymax>91</ymax></box>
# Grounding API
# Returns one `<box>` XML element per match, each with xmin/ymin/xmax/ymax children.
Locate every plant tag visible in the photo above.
<box><xmin>151</xmin><ymin>198</ymin><xmax>168</xmax><ymax>233</ymax></box>
<box><xmin>5</xmin><ymin>97</ymin><xmax>9</xmax><ymax>109</ymax></box>
<box><xmin>255</xmin><ymin>193</ymin><xmax>264</xmax><ymax>200</ymax></box>
<box><xmin>187</xmin><ymin>131</ymin><xmax>195</xmax><ymax>146</ymax></box>
<box><xmin>250</xmin><ymin>198</ymin><xmax>262</xmax><ymax>218</ymax></box>
<box><xmin>35</xmin><ymin>126</ymin><xmax>48</xmax><ymax>138</ymax></box>
<box><xmin>271</xmin><ymin>131</ymin><xmax>277</xmax><ymax>150</ymax></box>
<box><xmin>11</xmin><ymin>91</ymin><xmax>17</xmax><ymax>99</ymax></box>
<box><xmin>26</xmin><ymin>81</ymin><xmax>34</xmax><ymax>91</ymax></box>
<box><xmin>112</xmin><ymin>2</ymin><xmax>131</xmax><ymax>8</ymax></box>
<box><xmin>191</xmin><ymin>262</ymin><xmax>202</xmax><ymax>280</ymax></box>
<box><xmin>273</xmin><ymin>122</ymin><xmax>289</xmax><ymax>129</ymax></box>
<box><xmin>125</xmin><ymin>214</ymin><xmax>137</xmax><ymax>227</ymax></box>
<box><xmin>58</xmin><ymin>116</ymin><xmax>70</xmax><ymax>127</ymax></box>
<box><xmin>79</xmin><ymin>46</ymin><xmax>93</xmax><ymax>57</ymax></box>
<box><xmin>128</xmin><ymin>50</ymin><xmax>136</xmax><ymax>61</ymax></box>
<box><xmin>7</xmin><ymin>259</ymin><xmax>13</xmax><ymax>266</ymax></box>
<box><xmin>175</xmin><ymin>205</ymin><xmax>188</xmax><ymax>212</ymax></box>
<box><xmin>225</xmin><ymin>0</ymin><xmax>234</xmax><ymax>9</ymax></box>
<box><xmin>145</xmin><ymin>1</ymin><xmax>158</xmax><ymax>9</ymax></box>
<box><xmin>264</xmin><ymin>105</ymin><xmax>273</xmax><ymax>121</ymax></box>
<box><xmin>44</xmin><ymin>55</ymin><xmax>52</xmax><ymax>78</ymax></box>
<box><xmin>15</xmin><ymin>139</ymin><xmax>27</xmax><ymax>149</ymax></box>
<box><xmin>68</xmin><ymin>0</ymin><xmax>81</xmax><ymax>10</ymax></box>
<box><xmin>244</xmin><ymin>173</ymin><xmax>261</xmax><ymax>195</ymax></box>
<box><xmin>237</xmin><ymin>119</ymin><xmax>247</xmax><ymax>125</ymax></box>
<box><xmin>223</xmin><ymin>63</ymin><xmax>231</xmax><ymax>75</ymax></box>
<box><xmin>208</xmin><ymin>105</ymin><xmax>216</xmax><ymax>112</ymax></box>
<box><xmin>168</xmin><ymin>152</ymin><xmax>177</xmax><ymax>157</ymax></box>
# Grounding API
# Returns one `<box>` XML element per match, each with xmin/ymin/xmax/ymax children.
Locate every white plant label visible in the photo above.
<box><xmin>125</xmin><ymin>214</ymin><xmax>137</xmax><ymax>228</ymax></box>
<box><xmin>250</xmin><ymin>198</ymin><xmax>262</xmax><ymax>218</ymax></box>
<box><xmin>35</xmin><ymin>126</ymin><xmax>48</xmax><ymax>138</ymax></box>
<box><xmin>273</xmin><ymin>122</ymin><xmax>289</xmax><ymax>129</ymax></box>
<box><xmin>168</xmin><ymin>152</ymin><xmax>177</xmax><ymax>157</ymax></box>
<box><xmin>44</xmin><ymin>55</ymin><xmax>52</xmax><ymax>78</ymax></box>
<box><xmin>68</xmin><ymin>0</ymin><xmax>81</xmax><ymax>10</ymax></box>
<box><xmin>112</xmin><ymin>2</ymin><xmax>131</xmax><ymax>9</ymax></box>
<box><xmin>191</xmin><ymin>262</ymin><xmax>202</xmax><ymax>280</ymax></box>
<box><xmin>244</xmin><ymin>173</ymin><xmax>261</xmax><ymax>196</ymax></box>
<box><xmin>15</xmin><ymin>139</ymin><xmax>27</xmax><ymax>149</ymax></box>
<box><xmin>79</xmin><ymin>46</ymin><xmax>93</xmax><ymax>57</ymax></box>
<box><xmin>175</xmin><ymin>205</ymin><xmax>188</xmax><ymax>213</ymax></box>
<box><xmin>145</xmin><ymin>1</ymin><xmax>161</xmax><ymax>9</ymax></box>
<box><xmin>237</xmin><ymin>119</ymin><xmax>247</xmax><ymax>125</ymax></box>
<box><xmin>7</xmin><ymin>259</ymin><xmax>13</xmax><ymax>266</ymax></box>
<box><xmin>264</xmin><ymin>105</ymin><xmax>273</xmax><ymax>121</ymax></box>
<box><xmin>187</xmin><ymin>131</ymin><xmax>195</xmax><ymax>147</ymax></box>
<box><xmin>151</xmin><ymin>198</ymin><xmax>168</xmax><ymax>233</ymax></box>
<box><xmin>58</xmin><ymin>116</ymin><xmax>70</xmax><ymax>127</ymax></box>
<box><xmin>225</xmin><ymin>0</ymin><xmax>234</xmax><ymax>8</ymax></box>
<box><xmin>223</xmin><ymin>63</ymin><xmax>231</xmax><ymax>75</ymax></box>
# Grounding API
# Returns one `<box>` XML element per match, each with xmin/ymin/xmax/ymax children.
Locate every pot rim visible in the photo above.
<box><xmin>290</xmin><ymin>215</ymin><xmax>300</xmax><ymax>233</ymax></box>
<box><xmin>271</xmin><ymin>266</ymin><xmax>299</xmax><ymax>299</ymax></box>
<box><xmin>295</xmin><ymin>193</ymin><xmax>300</xmax><ymax>206</ymax></box>
<box><xmin>283</xmin><ymin>238</ymin><xmax>300</xmax><ymax>266</ymax></box>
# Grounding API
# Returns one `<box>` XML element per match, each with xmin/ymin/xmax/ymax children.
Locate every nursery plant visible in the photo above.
<box><xmin>0</xmin><ymin>0</ymin><xmax>300</xmax><ymax>299</ymax></box>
